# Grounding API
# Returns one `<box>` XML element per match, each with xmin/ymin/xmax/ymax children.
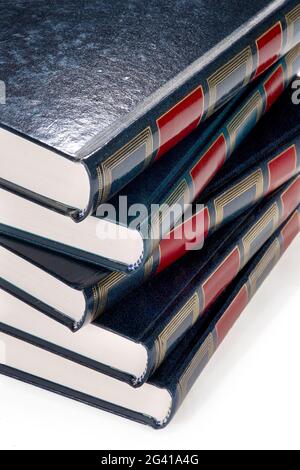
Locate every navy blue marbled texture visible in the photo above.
<box><xmin>0</xmin><ymin>0</ymin><xmax>270</xmax><ymax>155</ymax></box>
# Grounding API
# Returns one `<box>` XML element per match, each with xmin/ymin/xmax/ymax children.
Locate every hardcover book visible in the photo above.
<box><xmin>1</xmin><ymin>178</ymin><xmax>300</xmax><ymax>387</ymax></box>
<box><xmin>0</xmin><ymin>1</ymin><xmax>299</xmax><ymax>220</ymax></box>
<box><xmin>1</xmin><ymin>87</ymin><xmax>299</xmax><ymax>330</ymax></box>
<box><xmin>0</xmin><ymin>208</ymin><xmax>298</xmax><ymax>428</ymax></box>
<box><xmin>1</xmin><ymin>50</ymin><xmax>299</xmax><ymax>273</ymax></box>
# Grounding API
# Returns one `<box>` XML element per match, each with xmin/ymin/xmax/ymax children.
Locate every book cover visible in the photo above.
<box><xmin>0</xmin><ymin>1</ymin><xmax>299</xmax><ymax>219</ymax></box>
<box><xmin>0</xmin><ymin>207</ymin><xmax>298</xmax><ymax>428</ymax></box>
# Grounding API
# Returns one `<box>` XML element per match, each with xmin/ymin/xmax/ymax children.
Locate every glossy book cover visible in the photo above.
<box><xmin>0</xmin><ymin>1</ymin><xmax>299</xmax><ymax>219</ymax></box>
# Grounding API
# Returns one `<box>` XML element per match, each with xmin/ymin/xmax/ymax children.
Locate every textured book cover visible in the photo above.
<box><xmin>1</xmin><ymin>178</ymin><xmax>300</xmax><ymax>388</ymax></box>
<box><xmin>1</xmin><ymin>86</ymin><xmax>299</xmax><ymax>330</ymax></box>
<box><xmin>0</xmin><ymin>208</ymin><xmax>298</xmax><ymax>428</ymax></box>
<box><xmin>1</xmin><ymin>49</ymin><xmax>299</xmax><ymax>274</ymax></box>
<box><xmin>0</xmin><ymin>1</ymin><xmax>299</xmax><ymax>219</ymax></box>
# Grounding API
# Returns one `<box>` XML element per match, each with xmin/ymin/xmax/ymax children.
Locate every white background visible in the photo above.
<box><xmin>0</xmin><ymin>236</ymin><xmax>299</xmax><ymax>450</ymax></box>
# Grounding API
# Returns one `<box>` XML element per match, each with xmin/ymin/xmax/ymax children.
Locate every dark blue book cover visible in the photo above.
<box><xmin>0</xmin><ymin>0</ymin><xmax>299</xmax><ymax>219</ymax></box>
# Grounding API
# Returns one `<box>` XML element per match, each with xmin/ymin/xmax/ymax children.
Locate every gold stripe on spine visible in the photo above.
<box><xmin>213</xmin><ymin>169</ymin><xmax>264</xmax><ymax>227</ymax></box>
<box><xmin>150</xmin><ymin>178</ymin><xmax>190</xmax><ymax>251</ymax></box>
<box><xmin>242</xmin><ymin>203</ymin><xmax>279</xmax><ymax>264</ymax></box>
<box><xmin>96</xmin><ymin>166</ymin><xmax>104</xmax><ymax>210</ymax></box>
<box><xmin>154</xmin><ymin>292</ymin><xmax>200</xmax><ymax>369</ymax></box>
<box><xmin>144</xmin><ymin>255</ymin><xmax>154</xmax><ymax>280</ymax></box>
<box><xmin>227</xmin><ymin>91</ymin><xmax>263</xmax><ymax>152</ymax></box>
<box><xmin>285</xmin><ymin>43</ymin><xmax>300</xmax><ymax>79</ymax></box>
<box><xmin>285</xmin><ymin>4</ymin><xmax>300</xmax><ymax>47</ymax></box>
<box><xmin>177</xmin><ymin>333</ymin><xmax>215</xmax><ymax>405</ymax></box>
<box><xmin>248</xmin><ymin>238</ymin><xmax>281</xmax><ymax>298</ymax></box>
<box><xmin>94</xmin><ymin>272</ymin><xmax>127</xmax><ymax>318</ymax></box>
<box><xmin>97</xmin><ymin>127</ymin><xmax>153</xmax><ymax>205</ymax></box>
<box><xmin>206</xmin><ymin>47</ymin><xmax>253</xmax><ymax>116</ymax></box>
<box><xmin>91</xmin><ymin>286</ymin><xmax>100</xmax><ymax>322</ymax></box>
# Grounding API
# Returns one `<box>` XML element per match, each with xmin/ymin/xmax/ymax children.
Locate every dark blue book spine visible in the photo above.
<box><xmin>141</xmin><ymin>46</ymin><xmax>300</xmax><ymax>257</ymax></box>
<box><xmin>88</xmin><ymin>139</ymin><xmax>300</xmax><ymax>327</ymax></box>
<box><xmin>142</xmin><ymin>177</ymin><xmax>300</xmax><ymax>385</ymax></box>
<box><xmin>166</xmin><ymin>207</ymin><xmax>300</xmax><ymax>426</ymax></box>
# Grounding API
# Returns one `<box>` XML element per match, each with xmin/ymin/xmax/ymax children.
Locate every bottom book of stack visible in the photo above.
<box><xmin>0</xmin><ymin>205</ymin><xmax>299</xmax><ymax>428</ymax></box>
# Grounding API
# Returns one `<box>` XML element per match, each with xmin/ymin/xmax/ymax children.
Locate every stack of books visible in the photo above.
<box><xmin>0</xmin><ymin>0</ymin><xmax>300</xmax><ymax>428</ymax></box>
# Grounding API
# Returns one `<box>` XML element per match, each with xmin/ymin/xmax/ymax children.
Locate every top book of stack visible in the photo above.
<box><xmin>1</xmin><ymin>0</ymin><xmax>300</xmax><ymax>220</ymax></box>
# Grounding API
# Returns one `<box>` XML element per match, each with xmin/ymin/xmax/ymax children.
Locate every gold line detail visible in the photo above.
<box><xmin>242</xmin><ymin>203</ymin><xmax>279</xmax><ymax>264</ymax></box>
<box><xmin>150</xmin><ymin>178</ymin><xmax>190</xmax><ymax>250</ymax></box>
<box><xmin>248</xmin><ymin>238</ymin><xmax>281</xmax><ymax>297</ymax></box>
<box><xmin>213</xmin><ymin>169</ymin><xmax>264</xmax><ymax>226</ymax></box>
<box><xmin>177</xmin><ymin>333</ymin><xmax>215</xmax><ymax>404</ymax></box>
<box><xmin>154</xmin><ymin>292</ymin><xmax>200</xmax><ymax>369</ymax></box>
<box><xmin>285</xmin><ymin>43</ymin><xmax>300</xmax><ymax>79</ymax></box>
<box><xmin>144</xmin><ymin>255</ymin><xmax>154</xmax><ymax>280</ymax></box>
<box><xmin>94</xmin><ymin>272</ymin><xmax>127</xmax><ymax>318</ymax></box>
<box><xmin>97</xmin><ymin>127</ymin><xmax>153</xmax><ymax>205</ymax></box>
<box><xmin>286</xmin><ymin>4</ymin><xmax>300</xmax><ymax>47</ymax></box>
<box><xmin>227</xmin><ymin>91</ymin><xmax>263</xmax><ymax>151</ymax></box>
<box><xmin>207</xmin><ymin>47</ymin><xmax>253</xmax><ymax>116</ymax></box>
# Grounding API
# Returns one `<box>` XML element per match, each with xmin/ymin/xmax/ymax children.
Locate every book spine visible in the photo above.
<box><xmin>158</xmin><ymin>136</ymin><xmax>300</xmax><ymax>272</ymax></box>
<box><xmin>88</xmin><ymin>2</ymin><xmax>300</xmax><ymax>212</ymax></box>
<box><xmin>83</xmin><ymin>142</ymin><xmax>300</xmax><ymax>328</ymax></box>
<box><xmin>142</xmin><ymin>46</ymin><xmax>300</xmax><ymax>257</ymax></box>
<box><xmin>86</xmin><ymin>248</ymin><xmax>161</xmax><ymax>325</ymax></box>
<box><xmin>144</xmin><ymin>177</ymin><xmax>300</xmax><ymax>382</ymax></box>
<box><xmin>170</xmin><ymin>207</ymin><xmax>300</xmax><ymax>424</ymax></box>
